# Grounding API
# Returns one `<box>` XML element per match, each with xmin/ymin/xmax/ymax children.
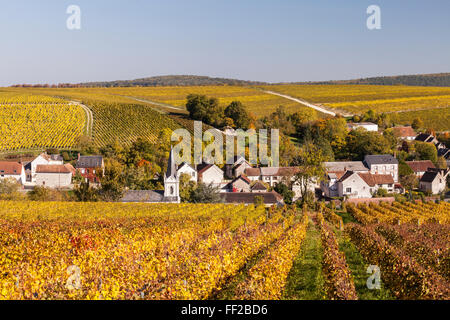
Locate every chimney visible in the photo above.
<box><xmin>77</xmin><ymin>153</ymin><xmax>80</xmax><ymax>161</ymax></box>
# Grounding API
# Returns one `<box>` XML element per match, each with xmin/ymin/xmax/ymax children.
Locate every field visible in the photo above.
<box><xmin>0</xmin><ymin>103</ymin><xmax>86</xmax><ymax>151</ymax></box>
<box><xmin>0</xmin><ymin>200</ymin><xmax>449</xmax><ymax>300</ymax></box>
<box><xmin>262</xmin><ymin>85</ymin><xmax>450</xmax><ymax>128</ymax></box>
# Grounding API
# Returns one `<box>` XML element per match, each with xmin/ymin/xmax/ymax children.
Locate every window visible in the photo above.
<box><xmin>388</xmin><ymin>184</ymin><xmax>393</xmax><ymax>188</ymax></box>
<box><xmin>346</xmin><ymin>187</ymin><xmax>352</xmax><ymax>193</ymax></box>
<box><xmin>170</xmin><ymin>186</ymin><xmax>174</xmax><ymax>195</ymax></box>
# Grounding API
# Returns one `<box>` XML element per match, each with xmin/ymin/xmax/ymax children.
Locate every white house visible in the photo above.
<box><xmin>0</xmin><ymin>161</ymin><xmax>26</xmax><ymax>184</ymax></box>
<box><xmin>337</xmin><ymin>171</ymin><xmax>395</xmax><ymax>199</ymax></box>
<box><xmin>419</xmin><ymin>169</ymin><xmax>449</xmax><ymax>194</ymax></box>
<box><xmin>35</xmin><ymin>164</ymin><xmax>74</xmax><ymax>188</ymax></box>
<box><xmin>393</xmin><ymin>126</ymin><xmax>416</xmax><ymax>141</ymax></box>
<box><xmin>364</xmin><ymin>154</ymin><xmax>399</xmax><ymax>183</ymax></box>
<box><xmin>197</xmin><ymin>164</ymin><xmax>224</xmax><ymax>186</ymax></box>
<box><xmin>24</xmin><ymin>153</ymin><xmax>64</xmax><ymax>183</ymax></box>
<box><xmin>406</xmin><ymin>160</ymin><xmax>436</xmax><ymax>178</ymax></box>
<box><xmin>176</xmin><ymin>162</ymin><xmax>197</xmax><ymax>182</ymax></box>
<box><xmin>347</xmin><ymin>122</ymin><xmax>379</xmax><ymax>132</ymax></box>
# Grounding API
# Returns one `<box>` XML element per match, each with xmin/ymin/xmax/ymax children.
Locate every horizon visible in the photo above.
<box><xmin>1</xmin><ymin>0</ymin><xmax>449</xmax><ymax>86</ymax></box>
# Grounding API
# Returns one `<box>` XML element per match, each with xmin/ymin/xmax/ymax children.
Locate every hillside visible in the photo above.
<box><xmin>288</xmin><ymin>73</ymin><xmax>450</xmax><ymax>87</ymax></box>
<box><xmin>78</xmin><ymin>75</ymin><xmax>267</xmax><ymax>87</ymax></box>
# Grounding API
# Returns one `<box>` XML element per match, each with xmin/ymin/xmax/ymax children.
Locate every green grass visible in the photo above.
<box><xmin>336</xmin><ymin>232</ymin><xmax>394</xmax><ymax>300</ymax></box>
<box><xmin>335</xmin><ymin>210</ymin><xmax>357</xmax><ymax>224</ymax></box>
<box><xmin>283</xmin><ymin>218</ymin><xmax>325</xmax><ymax>300</ymax></box>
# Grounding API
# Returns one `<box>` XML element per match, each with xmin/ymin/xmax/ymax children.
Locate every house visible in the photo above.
<box><xmin>393</xmin><ymin>126</ymin><xmax>416</xmax><ymax>141</ymax></box>
<box><xmin>35</xmin><ymin>164</ymin><xmax>75</xmax><ymax>188</ymax></box>
<box><xmin>364</xmin><ymin>154</ymin><xmax>399</xmax><ymax>182</ymax></box>
<box><xmin>419</xmin><ymin>168</ymin><xmax>449</xmax><ymax>194</ymax></box>
<box><xmin>224</xmin><ymin>175</ymin><xmax>251</xmax><ymax>192</ymax></box>
<box><xmin>224</xmin><ymin>156</ymin><xmax>252</xmax><ymax>179</ymax></box>
<box><xmin>221</xmin><ymin>191</ymin><xmax>284</xmax><ymax>207</ymax></box>
<box><xmin>24</xmin><ymin>153</ymin><xmax>64</xmax><ymax>183</ymax></box>
<box><xmin>337</xmin><ymin>171</ymin><xmax>395</xmax><ymax>199</ymax></box>
<box><xmin>251</xmin><ymin>181</ymin><xmax>267</xmax><ymax>193</ymax></box>
<box><xmin>0</xmin><ymin>161</ymin><xmax>26</xmax><ymax>184</ymax></box>
<box><xmin>197</xmin><ymin>164</ymin><xmax>224</xmax><ymax>186</ymax></box>
<box><xmin>415</xmin><ymin>133</ymin><xmax>439</xmax><ymax>144</ymax></box>
<box><xmin>321</xmin><ymin>162</ymin><xmax>368</xmax><ymax>198</ymax></box>
<box><xmin>177</xmin><ymin>162</ymin><xmax>197</xmax><ymax>182</ymax></box>
<box><xmin>76</xmin><ymin>155</ymin><xmax>104</xmax><ymax>183</ymax></box>
<box><xmin>406</xmin><ymin>160</ymin><xmax>436</xmax><ymax>178</ymax></box>
<box><xmin>347</xmin><ymin>122</ymin><xmax>378</xmax><ymax>132</ymax></box>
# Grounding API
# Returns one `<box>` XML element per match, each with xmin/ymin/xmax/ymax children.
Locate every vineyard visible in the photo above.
<box><xmin>0</xmin><ymin>200</ymin><xmax>448</xmax><ymax>300</ymax></box>
<box><xmin>262</xmin><ymin>84</ymin><xmax>450</xmax><ymax>129</ymax></box>
<box><xmin>0</xmin><ymin>104</ymin><xmax>85</xmax><ymax>151</ymax></box>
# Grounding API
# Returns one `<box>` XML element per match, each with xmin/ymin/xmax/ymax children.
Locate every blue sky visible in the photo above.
<box><xmin>0</xmin><ymin>0</ymin><xmax>449</xmax><ymax>86</ymax></box>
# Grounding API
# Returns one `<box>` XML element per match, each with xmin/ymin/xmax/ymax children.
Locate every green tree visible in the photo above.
<box><xmin>186</xmin><ymin>94</ymin><xmax>224</xmax><ymax>127</ymax></box>
<box><xmin>179</xmin><ymin>173</ymin><xmax>196</xmax><ymax>202</ymax></box>
<box><xmin>224</xmin><ymin>101</ymin><xmax>250</xmax><ymax>129</ymax></box>
<box><xmin>98</xmin><ymin>159</ymin><xmax>126</xmax><ymax>201</ymax></box>
<box><xmin>414</xmin><ymin>141</ymin><xmax>438</xmax><ymax>163</ymax></box>
<box><xmin>190</xmin><ymin>183</ymin><xmax>222</xmax><ymax>203</ymax></box>
<box><xmin>400</xmin><ymin>174</ymin><xmax>418</xmax><ymax>201</ymax></box>
<box><xmin>293</xmin><ymin>143</ymin><xmax>325</xmax><ymax>206</ymax></box>
<box><xmin>412</xmin><ymin>118</ymin><xmax>424</xmax><ymax>130</ymax></box>
<box><xmin>273</xmin><ymin>182</ymin><xmax>294</xmax><ymax>205</ymax></box>
<box><xmin>74</xmin><ymin>180</ymin><xmax>98</xmax><ymax>202</ymax></box>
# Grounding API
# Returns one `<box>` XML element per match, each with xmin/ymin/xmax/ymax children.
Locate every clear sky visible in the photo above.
<box><xmin>0</xmin><ymin>0</ymin><xmax>449</xmax><ymax>86</ymax></box>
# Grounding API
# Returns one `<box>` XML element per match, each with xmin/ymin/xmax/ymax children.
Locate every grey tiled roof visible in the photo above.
<box><xmin>121</xmin><ymin>190</ymin><xmax>164</xmax><ymax>202</ymax></box>
<box><xmin>364</xmin><ymin>155</ymin><xmax>398</xmax><ymax>165</ymax></box>
<box><xmin>76</xmin><ymin>156</ymin><xmax>103</xmax><ymax>168</ymax></box>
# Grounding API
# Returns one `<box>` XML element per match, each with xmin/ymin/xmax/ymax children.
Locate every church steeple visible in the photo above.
<box><xmin>163</xmin><ymin>146</ymin><xmax>180</xmax><ymax>203</ymax></box>
<box><xmin>166</xmin><ymin>146</ymin><xmax>177</xmax><ymax>179</ymax></box>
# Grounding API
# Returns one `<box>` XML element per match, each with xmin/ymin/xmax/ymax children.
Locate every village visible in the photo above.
<box><xmin>0</xmin><ymin>124</ymin><xmax>448</xmax><ymax>206</ymax></box>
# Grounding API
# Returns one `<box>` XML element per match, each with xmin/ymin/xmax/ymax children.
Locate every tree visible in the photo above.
<box><xmin>436</xmin><ymin>156</ymin><xmax>448</xmax><ymax>169</ymax></box>
<box><xmin>224</xmin><ymin>101</ymin><xmax>250</xmax><ymax>129</ymax></box>
<box><xmin>0</xmin><ymin>178</ymin><xmax>23</xmax><ymax>200</ymax></box>
<box><xmin>414</xmin><ymin>141</ymin><xmax>438</xmax><ymax>163</ymax></box>
<box><xmin>398</xmin><ymin>160</ymin><xmax>414</xmax><ymax>177</ymax></box>
<box><xmin>400</xmin><ymin>174</ymin><xmax>418</xmax><ymax>201</ymax></box>
<box><xmin>344</xmin><ymin>128</ymin><xmax>393</xmax><ymax>160</ymax></box>
<box><xmin>179</xmin><ymin>173</ymin><xmax>196</xmax><ymax>202</ymax></box>
<box><xmin>293</xmin><ymin>143</ymin><xmax>325</xmax><ymax>206</ymax></box>
<box><xmin>77</xmin><ymin>135</ymin><xmax>98</xmax><ymax>155</ymax></box>
<box><xmin>412</xmin><ymin>118</ymin><xmax>424</xmax><ymax>130</ymax></box>
<box><xmin>190</xmin><ymin>183</ymin><xmax>222</xmax><ymax>203</ymax></box>
<box><xmin>98</xmin><ymin>159</ymin><xmax>126</xmax><ymax>201</ymax></box>
<box><xmin>186</xmin><ymin>94</ymin><xmax>224</xmax><ymax>127</ymax></box>
<box><xmin>74</xmin><ymin>179</ymin><xmax>98</xmax><ymax>202</ymax></box>
<box><xmin>273</xmin><ymin>182</ymin><xmax>294</xmax><ymax>205</ymax></box>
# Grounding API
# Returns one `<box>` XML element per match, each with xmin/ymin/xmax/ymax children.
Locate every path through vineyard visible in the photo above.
<box><xmin>262</xmin><ymin>90</ymin><xmax>343</xmax><ymax>116</ymax></box>
<box><xmin>70</xmin><ymin>101</ymin><xmax>93</xmax><ymax>137</ymax></box>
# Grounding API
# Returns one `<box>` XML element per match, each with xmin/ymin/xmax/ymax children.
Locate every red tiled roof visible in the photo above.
<box><xmin>244</xmin><ymin>167</ymin><xmax>261</xmax><ymax>176</ymax></box>
<box><xmin>406</xmin><ymin>160</ymin><xmax>436</xmax><ymax>173</ymax></box>
<box><xmin>0</xmin><ymin>161</ymin><xmax>23</xmax><ymax>175</ymax></box>
<box><xmin>36</xmin><ymin>164</ymin><xmax>72</xmax><ymax>174</ymax></box>
<box><xmin>393</xmin><ymin>126</ymin><xmax>416</xmax><ymax>138</ymax></box>
<box><xmin>357</xmin><ymin>172</ymin><xmax>394</xmax><ymax>187</ymax></box>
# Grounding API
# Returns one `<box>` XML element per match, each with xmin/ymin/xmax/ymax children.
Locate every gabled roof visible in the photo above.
<box><xmin>338</xmin><ymin>171</ymin><xmax>394</xmax><ymax>186</ymax></box>
<box><xmin>406</xmin><ymin>160</ymin><xmax>436</xmax><ymax>173</ymax></box>
<box><xmin>438</xmin><ymin>148</ymin><xmax>450</xmax><ymax>159</ymax></box>
<box><xmin>244</xmin><ymin>167</ymin><xmax>261</xmax><ymax>177</ymax></box>
<box><xmin>364</xmin><ymin>154</ymin><xmax>398</xmax><ymax>165</ymax></box>
<box><xmin>251</xmin><ymin>181</ymin><xmax>267</xmax><ymax>191</ymax></box>
<box><xmin>358</xmin><ymin>173</ymin><xmax>394</xmax><ymax>186</ymax></box>
<box><xmin>76</xmin><ymin>155</ymin><xmax>104</xmax><ymax>168</ymax></box>
<box><xmin>36</xmin><ymin>164</ymin><xmax>73</xmax><ymax>174</ymax></box>
<box><xmin>232</xmin><ymin>174</ymin><xmax>251</xmax><ymax>185</ymax></box>
<box><xmin>420</xmin><ymin>171</ymin><xmax>440</xmax><ymax>183</ymax></box>
<box><xmin>324</xmin><ymin>161</ymin><xmax>368</xmax><ymax>172</ymax></box>
<box><xmin>0</xmin><ymin>161</ymin><xmax>23</xmax><ymax>175</ymax></box>
<box><xmin>393</xmin><ymin>126</ymin><xmax>416</xmax><ymax>138</ymax></box>
<box><xmin>415</xmin><ymin>133</ymin><xmax>436</xmax><ymax>143</ymax></box>
<box><xmin>120</xmin><ymin>190</ymin><xmax>164</xmax><ymax>202</ymax></box>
